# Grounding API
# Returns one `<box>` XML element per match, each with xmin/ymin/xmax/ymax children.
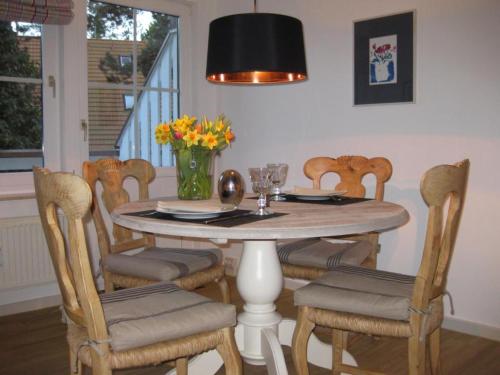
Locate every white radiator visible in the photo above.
<box><xmin>0</xmin><ymin>216</ymin><xmax>58</xmax><ymax>290</ymax></box>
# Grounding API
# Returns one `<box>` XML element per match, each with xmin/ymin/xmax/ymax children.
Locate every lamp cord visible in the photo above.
<box><xmin>254</xmin><ymin>0</ymin><xmax>257</xmax><ymax>13</ymax></box>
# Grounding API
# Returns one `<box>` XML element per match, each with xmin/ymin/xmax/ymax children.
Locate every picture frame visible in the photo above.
<box><xmin>354</xmin><ymin>11</ymin><xmax>414</xmax><ymax>105</ymax></box>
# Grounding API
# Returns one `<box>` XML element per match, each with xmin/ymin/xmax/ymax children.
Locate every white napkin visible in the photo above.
<box><xmin>157</xmin><ymin>200</ymin><xmax>235</xmax><ymax>213</ymax></box>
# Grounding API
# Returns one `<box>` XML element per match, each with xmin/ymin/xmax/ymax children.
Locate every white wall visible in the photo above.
<box><xmin>202</xmin><ymin>0</ymin><xmax>500</xmax><ymax>333</ymax></box>
<box><xmin>2</xmin><ymin>0</ymin><xmax>498</xmax><ymax>338</ymax></box>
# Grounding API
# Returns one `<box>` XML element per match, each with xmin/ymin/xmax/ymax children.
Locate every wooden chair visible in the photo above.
<box><xmin>292</xmin><ymin>159</ymin><xmax>469</xmax><ymax>375</ymax></box>
<box><xmin>33</xmin><ymin>167</ymin><xmax>241</xmax><ymax>375</ymax></box>
<box><xmin>279</xmin><ymin>155</ymin><xmax>393</xmax><ymax>280</ymax></box>
<box><xmin>83</xmin><ymin>159</ymin><xmax>229</xmax><ymax>303</ymax></box>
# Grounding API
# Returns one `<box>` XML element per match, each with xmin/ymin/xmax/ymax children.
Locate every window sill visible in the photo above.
<box><xmin>155</xmin><ymin>166</ymin><xmax>176</xmax><ymax>178</ymax></box>
<box><xmin>0</xmin><ymin>191</ymin><xmax>36</xmax><ymax>201</ymax></box>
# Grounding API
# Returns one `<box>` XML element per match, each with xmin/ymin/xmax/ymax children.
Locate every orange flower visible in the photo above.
<box><xmin>224</xmin><ymin>128</ymin><xmax>235</xmax><ymax>144</ymax></box>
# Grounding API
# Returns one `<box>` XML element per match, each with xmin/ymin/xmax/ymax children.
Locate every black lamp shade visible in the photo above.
<box><xmin>206</xmin><ymin>13</ymin><xmax>307</xmax><ymax>84</ymax></box>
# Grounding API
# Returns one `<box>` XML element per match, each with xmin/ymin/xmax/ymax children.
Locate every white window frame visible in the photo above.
<box><xmin>93</xmin><ymin>0</ymin><xmax>192</xmax><ymax>179</ymax></box>
<box><xmin>0</xmin><ymin>25</ymin><xmax>61</xmax><ymax>196</ymax></box>
<box><xmin>0</xmin><ymin>0</ymin><xmax>192</xmax><ymax>197</ymax></box>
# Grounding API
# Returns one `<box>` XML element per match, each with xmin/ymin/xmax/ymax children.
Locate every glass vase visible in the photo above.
<box><xmin>174</xmin><ymin>148</ymin><xmax>215</xmax><ymax>200</ymax></box>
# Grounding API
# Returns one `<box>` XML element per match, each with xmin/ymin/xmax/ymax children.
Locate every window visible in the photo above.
<box><xmin>119</xmin><ymin>55</ymin><xmax>132</xmax><ymax>67</ymax></box>
<box><xmin>0</xmin><ymin>22</ymin><xmax>43</xmax><ymax>172</ymax></box>
<box><xmin>123</xmin><ymin>94</ymin><xmax>134</xmax><ymax>110</ymax></box>
<box><xmin>87</xmin><ymin>1</ymin><xmax>179</xmax><ymax>166</ymax></box>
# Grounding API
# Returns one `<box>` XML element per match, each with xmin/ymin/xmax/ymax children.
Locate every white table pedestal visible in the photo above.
<box><xmin>236</xmin><ymin>240</ymin><xmax>285</xmax><ymax>368</ymax></box>
<box><xmin>166</xmin><ymin>239</ymin><xmax>357</xmax><ymax>375</ymax></box>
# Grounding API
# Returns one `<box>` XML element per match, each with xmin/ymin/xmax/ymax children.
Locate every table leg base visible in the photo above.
<box><xmin>261</xmin><ymin>327</ymin><xmax>288</xmax><ymax>375</ymax></box>
<box><xmin>236</xmin><ymin>310</ymin><xmax>282</xmax><ymax>365</ymax></box>
<box><xmin>165</xmin><ymin>320</ymin><xmax>357</xmax><ymax>375</ymax></box>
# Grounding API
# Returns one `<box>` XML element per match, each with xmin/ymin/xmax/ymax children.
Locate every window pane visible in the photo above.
<box><xmin>87</xmin><ymin>1</ymin><xmax>179</xmax><ymax>167</ymax></box>
<box><xmin>0</xmin><ymin>20</ymin><xmax>43</xmax><ymax>173</ymax></box>
<box><xmin>137</xmin><ymin>11</ymin><xmax>178</xmax><ymax>83</ymax></box>
<box><xmin>0</xmin><ymin>21</ymin><xmax>42</xmax><ymax>79</ymax></box>
<box><xmin>87</xmin><ymin>1</ymin><xmax>134</xmax><ymax>41</ymax></box>
<box><xmin>88</xmin><ymin>88</ymin><xmax>131</xmax><ymax>159</ymax></box>
<box><xmin>115</xmin><ymin>90</ymin><xmax>176</xmax><ymax>167</ymax></box>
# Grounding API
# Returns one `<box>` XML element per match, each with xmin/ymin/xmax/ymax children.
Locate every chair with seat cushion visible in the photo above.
<box><xmin>279</xmin><ymin>155</ymin><xmax>393</xmax><ymax>280</ymax></box>
<box><xmin>83</xmin><ymin>158</ymin><xmax>230</xmax><ymax>303</ymax></box>
<box><xmin>292</xmin><ymin>159</ymin><xmax>469</xmax><ymax>375</ymax></box>
<box><xmin>34</xmin><ymin>167</ymin><xmax>242</xmax><ymax>375</ymax></box>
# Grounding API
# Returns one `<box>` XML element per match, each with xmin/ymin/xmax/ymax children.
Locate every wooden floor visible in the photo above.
<box><xmin>1</xmin><ymin>278</ymin><xmax>499</xmax><ymax>375</ymax></box>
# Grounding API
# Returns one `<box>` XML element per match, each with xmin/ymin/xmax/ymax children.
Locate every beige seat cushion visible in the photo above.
<box><xmin>294</xmin><ymin>265</ymin><xmax>416</xmax><ymax>320</ymax></box>
<box><xmin>278</xmin><ymin>239</ymin><xmax>372</xmax><ymax>269</ymax></box>
<box><xmin>104</xmin><ymin>247</ymin><xmax>222</xmax><ymax>281</ymax></box>
<box><xmin>100</xmin><ymin>282</ymin><xmax>236</xmax><ymax>351</ymax></box>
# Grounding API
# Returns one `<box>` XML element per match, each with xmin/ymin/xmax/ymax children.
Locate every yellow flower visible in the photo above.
<box><xmin>183</xmin><ymin>130</ymin><xmax>201</xmax><ymax>147</ymax></box>
<box><xmin>155</xmin><ymin>114</ymin><xmax>233</xmax><ymax>150</ymax></box>
<box><xmin>215</xmin><ymin>119</ymin><xmax>225</xmax><ymax>132</ymax></box>
<box><xmin>200</xmin><ymin>117</ymin><xmax>212</xmax><ymax>132</ymax></box>
<box><xmin>154</xmin><ymin>123</ymin><xmax>171</xmax><ymax>144</ymax></box>
<box><xmin>202</xmin><ymin>131</ymin><xmax>218</xmax><ymax>150</ymax></box>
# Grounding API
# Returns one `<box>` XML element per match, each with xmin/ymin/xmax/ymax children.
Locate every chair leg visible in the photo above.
<box><xmin>216</xmin><ymin>327</ymin><xmax>242</xmax><ymax>375</ymax></box>
<box><xmin>429</xmin><ymin>328</ymin><xmax>441</xmax><ymax>375</ymax></box>
<box><xmin>216</xmin><ymin>277</ymin><xmax>231</xmax><ymax>304</ymax></box>
<box><xmin>103</xmin><ymin>271</ymin><xmax>114</xmax><ymax>293</ymax></box>
<box><xmin>408</xmin><ymin>335</ymin><xmax>426</xmax><ymax>375</ymax></box>
<box><xmin>292</xmin><ymin>306</ymin><xmax>316</xmax><ymax>375</ymax></box>
<box><xmin>175</xmin><ymin>357</ymin><xmax>188</xmax><ymax>375</ymax></box>
<box><xmin>332</xmin><ymin>329</ymin><xmax>346</xmax><ymax>375</ymax></box>
<box><xmin>69</xmin><ymin>349</ymin><xmax>83</xmax><ymax>375</ymax></box>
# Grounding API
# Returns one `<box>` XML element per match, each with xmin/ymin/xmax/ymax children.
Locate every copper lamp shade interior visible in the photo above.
<box><xmin>206</xmin><ymin>13</ymin><xmax>307</xmax><ymax>84</ymax></box>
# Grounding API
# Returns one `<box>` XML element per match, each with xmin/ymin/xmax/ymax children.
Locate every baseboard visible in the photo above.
<box><xmin>442</xmin><ymin>316</ymin><xmax>500</xmax><ymax>342</ymax></box>
<box><xmin>283</xmin><ymin>277</ymin><xmax>500</xmax><ymax>342</ymax></box>
<box><xmin>0</xmin><ymin>294</ymin><xmax>61</xmax><ymax>317</ymax></box>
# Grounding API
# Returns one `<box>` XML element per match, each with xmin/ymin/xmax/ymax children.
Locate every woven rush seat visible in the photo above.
<box><xmin>278</xmin><ymin>239</ymin><xmax>373</xmax><ymax>271</ymax></box>
<box><xmin>294</xmin><ymin>265</ymin><xmax>422</xmax><ymax>320</ymax></box>
<box><xmin>97</xmin><ymin>282</ymin><xmax>235</xmax><ymax>351</ymax></box>
<box><xmin>105</xmin><ymin>247</ymin><xmax>222</xmax><ymax>282</ymax></box>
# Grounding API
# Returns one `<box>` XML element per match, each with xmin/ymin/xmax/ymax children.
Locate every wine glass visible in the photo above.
<box><xmin>267</xmin><ymin>163</ymin><xmax>288</xmax><ymax>200</ymax></box>
<box><xmin>248</xmin><ymin>167</ymin><xmax>273</xmax><ymax>215</ymax></box>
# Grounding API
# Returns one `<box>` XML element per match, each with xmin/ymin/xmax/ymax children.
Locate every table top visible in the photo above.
<box><xmin>111</xmin><ymin>197</ymin><xmax>409</xmax><ymax>241</ymax></box>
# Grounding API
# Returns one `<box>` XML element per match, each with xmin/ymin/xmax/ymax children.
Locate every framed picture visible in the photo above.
<box><xmin>354</xmin><ymin>12</ymin><xmax>414</xmax><ymax>105</ymax></box>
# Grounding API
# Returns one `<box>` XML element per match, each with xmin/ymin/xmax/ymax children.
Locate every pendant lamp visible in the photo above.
<box><xmin>206</xmin><ymin>1</ymin><xmax>307</xmax><ymax>84</ymax></box>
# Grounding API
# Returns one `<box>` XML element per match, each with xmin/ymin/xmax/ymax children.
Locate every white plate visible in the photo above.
<box><xmin>156</xmin><ymin>206</ymin><xmax>237</xmax><ymax>220</ymax></box>
<box><xmin>284</xmin><ymin>189</ymin><xmax>347</xmax><ymax>201</ymax></box>
<box><xmin>290</xmin><ymin>194</ymin><xmax>334</xmax><ymax>201</ymax></box>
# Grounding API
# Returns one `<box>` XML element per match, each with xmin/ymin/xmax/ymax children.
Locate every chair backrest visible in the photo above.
<box><xmin>413</xmin><ymin>159</ymin><xmax>469</xmax><ymax>309</ymax></box>
<box><xmin>34</xmin><ymin>167</ymin><xmax>108</xmax><ymax>343</ymax></box>
<box><xmin>303</xmin><ymin>155</ymin><xmax>393</xmax><ymax>200</ymax></box>
<box><xmin>82</xmin><ymin>159</ymin><xmax>156</xmax><ymax>255</ymax></box>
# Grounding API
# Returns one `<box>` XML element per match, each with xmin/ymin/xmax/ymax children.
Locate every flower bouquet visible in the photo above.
<box><xmin>155</xmin><ymin>114</ymin><xmax>235</xmax><ymax>200</ymax></box>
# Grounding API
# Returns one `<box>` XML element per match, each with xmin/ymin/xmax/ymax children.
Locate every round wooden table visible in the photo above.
<box><xmin>112</xmin><ymin>197</ymin><xmax>409</xmax><ymax>375</ymax></box>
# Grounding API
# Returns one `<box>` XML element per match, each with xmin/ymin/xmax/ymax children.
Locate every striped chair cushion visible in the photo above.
<box><xmin>100</xmin><ymin>282</ymin><xmax>236</xmax><ymax>351</ymax></box>
<box><xmin>294</xmin><ymin>265</ymin><xmax>416</xmax><ymax>320</ymax></box>
<box><xmin>104</xmin><ymin>247</ymin><xmax>222</xmax><ymax>281</ymax></box>
<box><xmin>278</xmin><ymin>238</ymin><xmax>372</xmax><ymax>269</ymax></box>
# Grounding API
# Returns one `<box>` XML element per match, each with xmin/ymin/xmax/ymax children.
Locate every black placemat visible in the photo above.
<box><xmin>253</xmin><ymin>195</ymin><xmax>372</xmax><ymax>205</ymax></box>
<box><xmin>123</xmin><ymin>209</ymin><xmax>288</xmax><ymax>227</ymax></box>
